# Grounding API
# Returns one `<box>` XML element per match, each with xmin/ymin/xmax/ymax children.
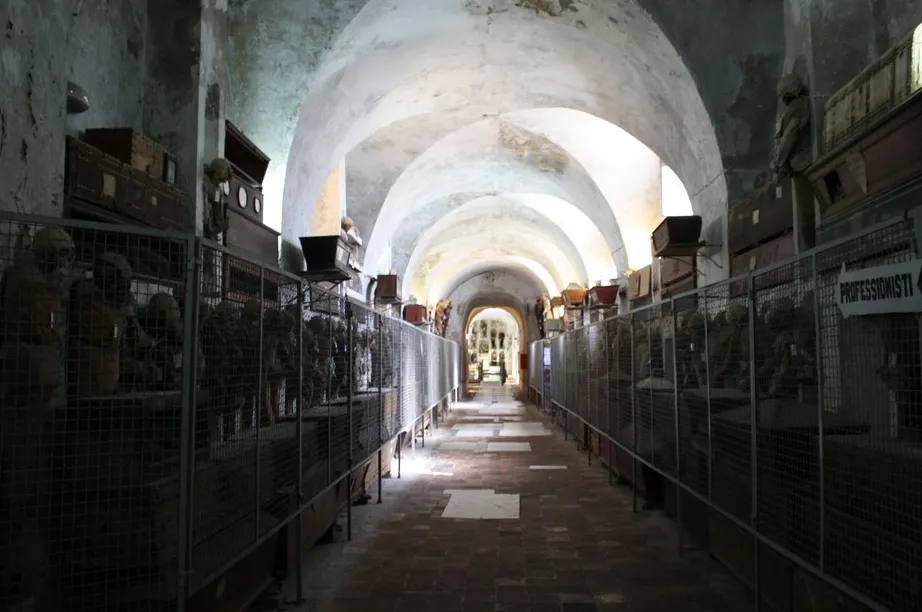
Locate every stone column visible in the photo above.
<box><xmin>144</xmin><ymin>0</ymin><xmax>228</xmax><ymax>234</ymax></box>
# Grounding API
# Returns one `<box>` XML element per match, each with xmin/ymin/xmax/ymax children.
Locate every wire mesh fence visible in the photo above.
<box><xmin>0</xmin><ymin>214</ymin><xmax>460</xmax><ymax>612</ymax></box>
<box><xmin>530</xmin><ymin>217</ymin><xmax>922</xmax><ymax>612</ymax></box>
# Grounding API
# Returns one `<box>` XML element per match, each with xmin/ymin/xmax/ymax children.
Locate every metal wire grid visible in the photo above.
<box><xmin>0</xmin><ymin>214</ymin><xmax>462</xmax><ymax>612</ymax></box>
<box><xmin>812</xmin><ymin>219</ymin><xmax>922</xmax><ymax>611</ymax></box>
<box><xmin>0</xmin><ymin>218</ymin><xmax>191</xmax><ymax>612</ymax></box>
<box><xmin>529</xmin><ymin>217</ymin><xmax>922</xmax><ymax>612</ymax></box>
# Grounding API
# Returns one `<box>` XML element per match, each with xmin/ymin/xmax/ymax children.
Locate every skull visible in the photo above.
<box><xmin>94</xmin><ymin>252</ymin><xmax>133</xmax><ymax>306</ymax></box>
<box><xmin>205</xmin><ymin>158</ymin><xmax>233</xmax><ymax>183</ymax></box>
<box><xmin>32</xmin><ymin>227</ymin><xmax>75</xmax><ymax>272</ymax></box>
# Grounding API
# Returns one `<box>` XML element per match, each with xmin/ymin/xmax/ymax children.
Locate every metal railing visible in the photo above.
<box><xmin>0</xmin><ymin>213</ymin><xmax>461</xmax><ymax>612</ymax></box>
<box><xmin>529</xmin><ymin>217</ymin><xmax>922</xmax><ymax>612</ymax></box>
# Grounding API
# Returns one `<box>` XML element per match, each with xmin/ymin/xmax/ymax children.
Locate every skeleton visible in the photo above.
<box><xmin>771</xmin><ymin>74</ymin><xmax>812</xmax><ymax>181</ymax></box>
<box><xmin>0</xmin><ymin>226</ymin><xmax>74</xmax><ymax>593</ymax></box>
<box><xmin>201</xmin><ymin>301</ymin><xmax>245</xmax><ymax>443</ymax></box>
<box><xmin>262</xmin><ymin>308</ymin><xmax>298</xmax><ymax>424</ymax></box>
<box><xmin>203</xmin><ymin>158</ymin><xmax>232</xmax><ymax>239</ymax></box>
<box><xmin>136</xmin><ymin>293</ymin><xmax>184</xmax><ymax>391</ymax></box>
<box><xmin>69</xmin><ymin>253</ymin><xmax>133</xmax><ymax>397</ymax></box>
<box><xmin>433</xmin><ymin>298</ymin><xmax>452</xmax><ymax>337</ymax></box>
<box><xmin>710</xmin><ymin>304</ymin><xmax>749</xmax><ymax>389</ymax></box>
<box><xmin>534</xmin><ymin>297</ymin><xmax>546</xmax><ymax>339</ymax></box>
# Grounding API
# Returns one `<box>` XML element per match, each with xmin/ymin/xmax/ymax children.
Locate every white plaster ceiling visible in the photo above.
<box><xmin>435</xmin><ymin>258</ymin><xmax>555</xmax><ymax>305</ymax></box>
<box><xmin>277</xmin><ymin>0</ymin><xmax>724</xmax><ymax>308</ymax></box>
<box><xmin>400</xmin><ymin>193</ymin><xmax>613</xmax><ymax>301</ymax></box>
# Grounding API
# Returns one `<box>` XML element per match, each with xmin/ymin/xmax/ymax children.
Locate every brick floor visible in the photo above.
<box><xmin>284</xmin><ymin>383</ymin><xmax>751</xmax><ymax>612</ymax></box>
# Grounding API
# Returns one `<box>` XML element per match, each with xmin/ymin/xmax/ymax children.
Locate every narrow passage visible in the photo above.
<box><xmin>288</xmin><ymin>383</ymin><xmax>750</xmax><ymax>612</ymax></box>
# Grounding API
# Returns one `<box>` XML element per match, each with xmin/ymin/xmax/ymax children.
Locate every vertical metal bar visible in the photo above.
<box><xmin>255</xmin><ymin>267</ymin><xmax>265</xmax><ymax>539</ymax></box>
<box><xmin>346</xmin><ymin>302</ymin><xmax>354</xmax><ymax>542</ymax></box>
<box><xmin>812</xmin><ymin>253</ymin><xmax>825</xmax><ymax>570</ymax></box>
<box><xmin>704</xmin><ymin>291</ymin><xmax>713</xmax><ymax>501</ymax></box>
<box><xmin>748</xmin><ymin>273</ymin><xmax>761</xmax><ymax>610</ymax></box>
<box><xmin>672</xmin><ymin>301</ymin><xmax>683</xmax><ymax>556</ymax></box>
<box><xmin>327</xmin><ymin>313</ymin><xmax>333</xmax><ymax>485</ymax></box>
<box><xmin>377</xmin><ymin>319</ymin><xmax>384</xmax><ymax>504</ymax></box>
<box><xmin>631</xmin><ymin>313</ymin><xmax>638</xmax><ymax>514</ymax></box>
<box><xmin>295</xmin><ymin>282</ymin><xmax>304</xmax><ymax>603</ymax></box>
<box><xmin>421</xmin><ymin>410</ymin><xmax>426</xmax><ymax>448</ymax></box>
<box><xmin>176</xmin><ymin>236</ymin><xmax>202</xmax><ymax>612</ymax></box>
<box><xmin>397</xmin><ymin>432</ymin><xmax>402</xmax><ymax>478</ymax></box>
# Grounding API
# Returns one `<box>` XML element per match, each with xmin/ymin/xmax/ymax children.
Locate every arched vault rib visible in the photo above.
<box><xmin>352</xmin><ymin>110</ymin><xmax>666</xmax><ymax>274</ymax></box>
<box><xmin>363</xmin><ymin>117</ymin><xmax>625</xmax><ymax>276</ymax></box>
<box><xmin>280</xmin><ymin>0</ymin><xmax>726</xmax><ymax>253</ymax></box>
<box><xmin>397</xmin><ymin>194</ymin><xmax>612</xmax><ymax>302</ymax></box>
<box><xmin>428</xmin><ymin>257</ymin><xmax>558</xmax><ymax>307</ymax></box>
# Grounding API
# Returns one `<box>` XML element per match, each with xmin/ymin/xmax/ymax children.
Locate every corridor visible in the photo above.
<box><xmin>288</xmin><ymin>383</ymin><xmax>750</xmax><ymax>612</ymax></box>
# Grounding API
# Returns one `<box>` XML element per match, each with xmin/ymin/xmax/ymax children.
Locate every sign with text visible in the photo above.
<box><xmin>836</xmin><ymin>260</ymin><xmax>922</xmax><ymax>317</ymax></box>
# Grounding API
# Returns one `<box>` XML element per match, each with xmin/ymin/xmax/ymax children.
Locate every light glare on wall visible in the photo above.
<box><xmin>661</xmin><ymin>165</ymin><xmax>693</xmax><ymax>217</ymax></box>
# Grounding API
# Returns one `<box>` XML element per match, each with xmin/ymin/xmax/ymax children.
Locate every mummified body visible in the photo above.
<box><xmin>68</xmin><ymin>253</ymin><xmax>133</xmax><ymax>397</ymax></box>
<box><xmin>0</xmin><ymin>226</ymin><xmax>75</xmax><ymax>599</ymax></box>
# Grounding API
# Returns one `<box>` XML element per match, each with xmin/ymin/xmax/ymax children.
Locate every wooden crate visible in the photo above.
<box><xmin>728</xmin><ymin>181</ymin><xmax>794</xmax><ymax>256</ymax></box>
<box><xmin>223</xmin><ymin>255</ymin><xmax>284</xmax><ymax>305</ymax></box>
<box><xmin>228</xmin><ymin>175</ymin><xmax>265</xmax><ymax>224</ymax></box>
<box><xmin>659</xmin><ymin>256</ymin><xmax>696</xmax><ymax>289</ymax></box>
<box><xmin>824</xmin><ymin>29</ymin><xmax>922</xmax><ymax>151</ymax></box>
<box><xmin>628</xmin><ymin>265</ymin><xmax>652</xmax><ymax>301</ymax></box>
<box><xmin>809</xmin><ymin>92</ymin><xmax>922</xmax><ymax>223</ymax></box>
<box><xmin>375</xmin><ymin>274</ymin><xmax>400</xmax><ymax>301</ymax></box>
<box><xmin>224</xmin><ymin>208</ymin><xmax>280</xmax><ymax>267</ymax></box>
<box><xmin>65</xmin><ymin>137</ymin><xmax>188</xmax><ymax>231</ymax></box>
<box><xmin>730</xmin><ymin>233</ymin><xmax>797</xmax><ymax>296</ymax></box>
<box><xmin>83</xmin><ymin>128</ymin><xmax>166</xmax><ymax>180</ymax></box>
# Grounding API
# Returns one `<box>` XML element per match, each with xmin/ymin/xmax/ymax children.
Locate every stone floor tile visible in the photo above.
<box><xmin>284</xmin><ymin>383</ymin><xmax>751</xmax><ymax>612</ymax></box>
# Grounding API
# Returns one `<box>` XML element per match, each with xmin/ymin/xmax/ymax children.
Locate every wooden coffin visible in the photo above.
<box><xmin>225</xmin><ymin>120</ymin><xmax>270</xmax><ymax>224</ymax></box>
<box><xmin>628</xmin><ymin>265</ymin><xmax>652</xmax><ymax>301</ymax></box>
<box><xmin>823</xmin><ymin>27</ymin><xmax>922</xmax><ymax>151</ymax></box>
<box><xmin>83</xmin><ymin>128</ymin><xmax>166</xmax><ymax>180</ymax></box>
<box><xmin>589</xmin><ymin>285</ymin><xmax>618</xmax><ymax>306</ymax></box>
<box><xmin>228</xmin><ymin>175</ymin><xmax>265</xmax><ymax>224</ymax></box>
<box><xmin>224</xmin><ymin>208</ymin><xmax>280</xmax><ymax>267</ymax></box>
<box><xmin>223</xmin><ymin>255</ymin><xmax>284</xmax><ymax>304</ymax></box>
<box><xmin>730</xmin><ymin>233</ymin><xmax>796</xmax><ymax>296</ymax></box>
<box><xmin>404</xmin><ymin>304</ymin><xmax>427</xmax><ymax>323</ymax></box>
<box><xmin>562</xmin><ymin>287</ymin><xmax>588</xmax><ymax>307</ymax></box>
<box><xmin>65</xmin><ymin>137</ymin><xmax>187</xmax><ymax>231</ymax></box>
<box><xmin>658</xmin><ymin>256</ymin><xmax>696</xmax><ymax>289</ymax></box>
<box><xmin>809</xmin><ymin>91</ymin><xmax>922</xmax><ymax>223</ymax></box>
<box><xmin>375</xmin><ymin>274</ymin><xmax>400</xmax><ymax>301</ymax></box>
<box><xmin>728</xmin><ymin>180</ymin><xmax>794</xmax><ymax>256</ymax></box>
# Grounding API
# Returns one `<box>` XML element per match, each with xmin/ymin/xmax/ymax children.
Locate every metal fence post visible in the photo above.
<box><xmin>295</xmin><ymin>282</ymin><xmax>305</xmax><ymax>603</ymax></box>
<box><xmin>812</xmin><ymin>253</ymin><xmax>825</xmax><ymax>571</ymax></box>
<box><xmin>377</xmin><ymin>319</ymin><xmax>384</xmax><ymax>504</ymax></box>
<box><xmin>631</xmin><ymin>313</ymin><xmax>638</xmax><ymax>514</ymax></box>
<box><xmin>748</xmin><ymin>273</ymin><xmax>761</xmax><ymax>611</ymax></box>
<box><xmin>703</xmin><ymin>289</ymin><xmax>713</xmax><ymax>501</ymax></box>
<box><xmin>346</xmin><ymin>301</ymin><xmax>354</xmax><ymax>542</ymax></box>
<box><xmin>254</xmin><ymin>268</ymin><xmax>265</xmax><ymax>541</ymax></box>
<box><xmin>176</xmin><ymin>235</ymin><xmax>202</xmax><ymax>612</ymax></box>
<box><xmin>671</xmin><ymin>300</ymin><xmax>683</xmax><ymax>556</ymax></box>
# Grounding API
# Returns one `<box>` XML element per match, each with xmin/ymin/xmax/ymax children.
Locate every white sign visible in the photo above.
<box><xmin>836</xmin><ymin>259</ymin><xmax>922</xmax><ymax>318</ymax></box>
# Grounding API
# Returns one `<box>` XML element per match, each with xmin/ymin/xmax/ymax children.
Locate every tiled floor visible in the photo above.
<box><xmin>284</xmin><ymin>383</ymin><xmax>751</xmax><ymax>612</ymax></box>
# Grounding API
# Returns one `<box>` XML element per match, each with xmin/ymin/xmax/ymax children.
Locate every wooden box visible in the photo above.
<box><xmin>628</xmin><ymin>265</ymin><xmax>652</xmax><ymax>301</ymax></box>
<box><xmin>83</xmin><ymin>128</ymin><xmax>166</xmax><ymax>180</ymax></box>
<box><xmin>658</xmin><ymin>256</ymin><xmax>696</xmax><ymax>289</ymax></box>
<box><xmin>809</xmin><ymin>92</ymin><xmax>922</xmax><ymax>222</ymax></box>
<box><xmin>730</xmin><ymin>233</ymin><xmax>796</xmax><ymax>296</ymax></box>
<box><xmin>728</xmin><ymin>181</ymin><xmax>794</xmax><ymax>256</ymax></box>
<box><xmin>148</xmin><ymin>180</ymin><xmax>186</xmax><ymax>230</ymax></box>
<box><xmin>223</xmin><ymin>255</ymin><xmax>283</xmax><ymax>304</ymax></box>
<box><xmin>65</xmin><ymin>137</ymin><xmax>187</xmax><ymax>231</ymax></box>
<box><xmin>589</xmin><ymin>285</ymin><xmax>618</xmax><ymax>306</ymax></box>
<box><xmin>404</xmin><ymin>304</ymin><xmax>427</xmax><ymax>323</ymax></box>
<box><xmin>375</xmin><ymin>274</ymin><xmax>400</xmax><ymax>301</ymax></box>
<box><xmin>823</xmin><ymin>29</ymin><xmax>922</xmax><ymax>151</ymax></box>
<box><xmin>225</xmin><ymin>121</ymin><xmax>270</xmax><ymax>224</ymax></box>
<box><xmin>224</xmin><ymin>208</ymin><xmax>280</xmax><ymax>266</ymax></box>
<box><xmin>228</xmin><ymin>175</ymin><xmax>265</xmax><ymax>224</ymax></box>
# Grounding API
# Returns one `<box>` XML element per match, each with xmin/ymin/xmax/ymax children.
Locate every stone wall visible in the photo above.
<box><xmin>0</xmin><ymin>0</ymin><xmax>148</xmax><ymax>216</ymax></box>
